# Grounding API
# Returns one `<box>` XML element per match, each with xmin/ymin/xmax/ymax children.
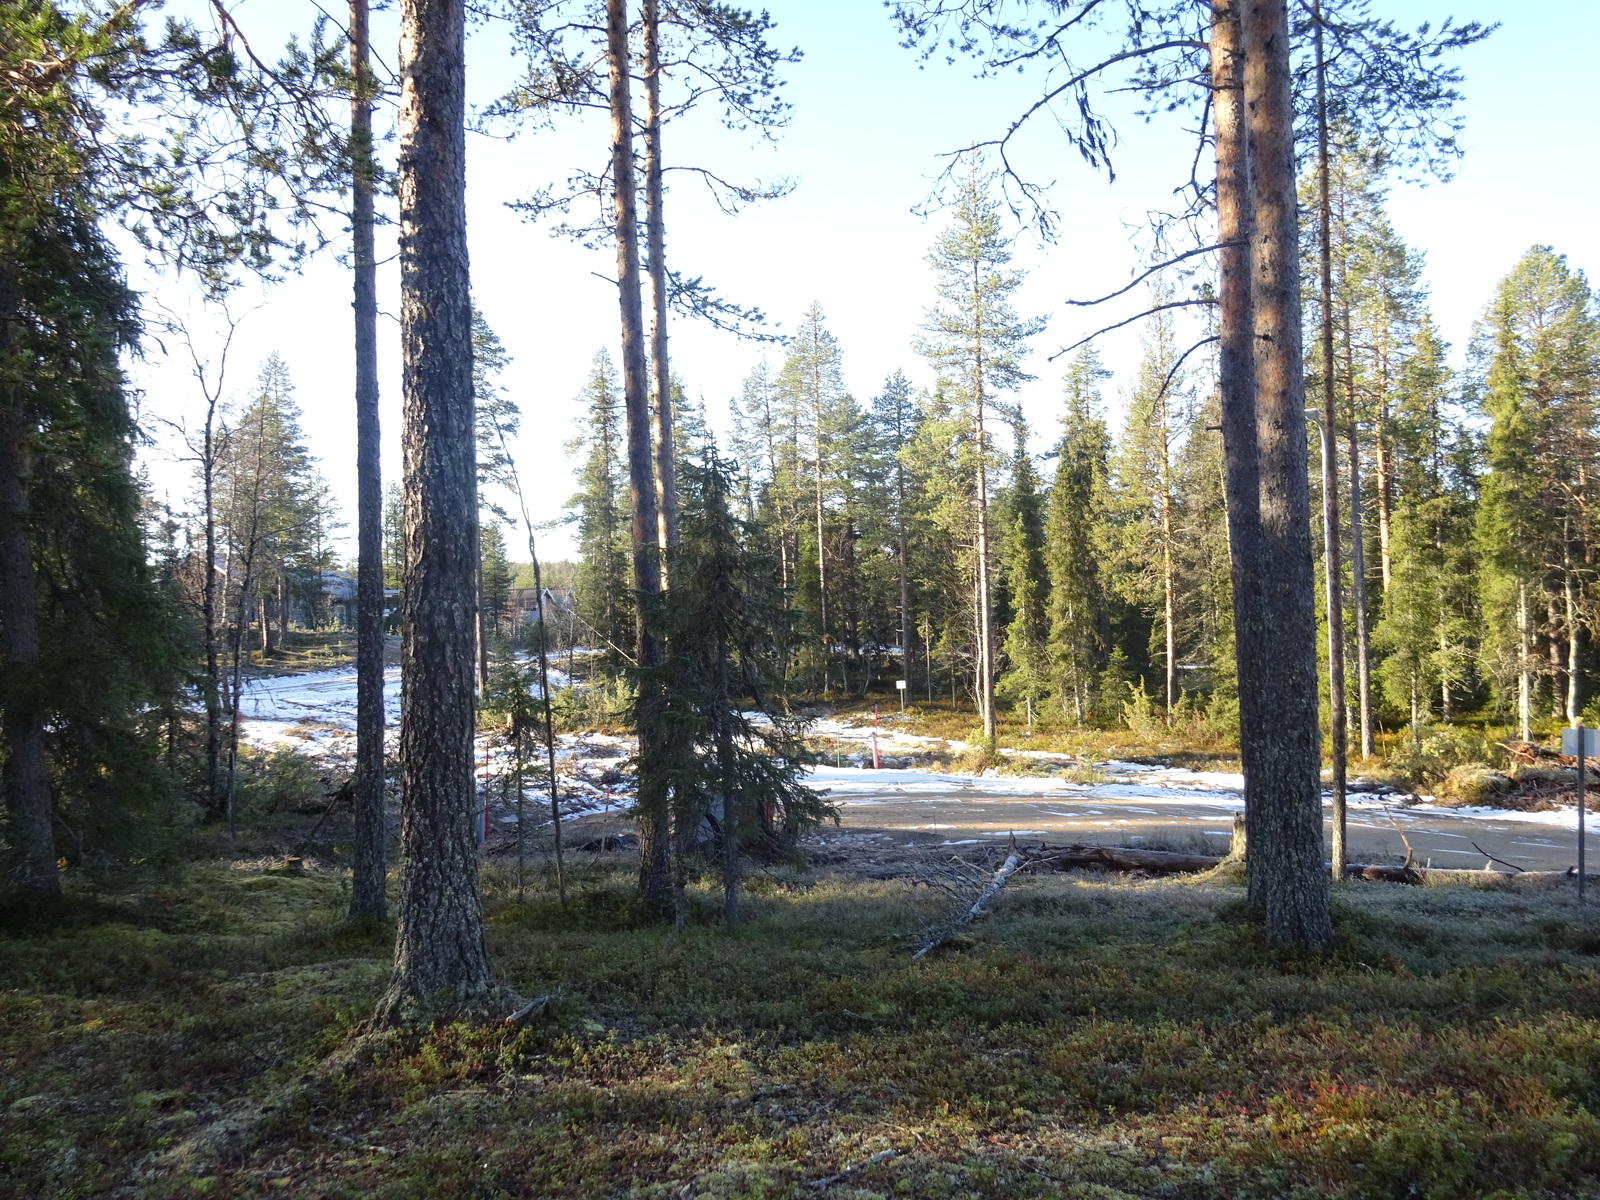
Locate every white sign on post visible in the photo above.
<box><xmin>895</xmin><ymin>679</ymin><xmax>907</xmax><ymax>690</ymax></box>
<box><xmin>1562</xmin><ymin>727</ymin><xmax>1600</xmax><ymax>757</ymax></box>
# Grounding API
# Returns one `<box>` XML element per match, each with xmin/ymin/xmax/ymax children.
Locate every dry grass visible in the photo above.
<box><xmin>4</xmin><ymin>853</ymin><xmax>1600</xmax><ymax>1198</ymax></box>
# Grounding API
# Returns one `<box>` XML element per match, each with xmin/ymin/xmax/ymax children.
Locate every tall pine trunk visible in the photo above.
<box><xmin>349</xmin><ymin>0</ymin><xmax>388</xmax><ymax>922</ymax></box>
<box><xmin>607</xmin><ymin>0</ymin><xmax>672</xmax><ymax>910</ymax></box>
<box><xmin>375</xmin><ymin>0</ymin><xmax>494</xmax><ymax>1023</ymax></box>
<box><xmin>202</xmin><ymin>400</ymin><xmax>222</xmax><ymax>815</ymax></box>
<box><xmin>1312</xmin><ymin>1</ymin><xmax>1346</xmax><ymax>873</ymax></box>
<box><xmin>973</xmin><ymin>304</ymin><xmax>996</xmax><ymax>743</ymax></box>
<box><xmin>1344</xmin><ymin>315</ymin><xmax>1375</xmax><ymax>757</ymax></box>
<box><xmin>1241</xmin><ymin>0</ymin><xmax>1332</xmax><ymax>948</ymax></box>
<box><xmin>1211</xmin><ymin>0</ymin><xmax>1267</xmax><ymax>888</ymax></box>
<box><xmin>642</xmin><ymin>0</ymin><xmax>678</xmax><ymax>570</ymax></box>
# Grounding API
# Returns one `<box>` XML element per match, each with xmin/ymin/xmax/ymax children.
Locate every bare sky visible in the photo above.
<box><xmin>131</xmin><ymin>0</ymin><xmax>1599</xmax><ymax>561</ymax></box>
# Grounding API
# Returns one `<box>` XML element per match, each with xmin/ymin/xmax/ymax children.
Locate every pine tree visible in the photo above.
<box><xmin>915</xmin><ymin>163</ymin><xmax>1044</xmax><ymax>744</ymax></box>
<box><xmin>375</xmin><ymin>0</ymin><xmax>496</xmax><ymax>1025</ymax></box>
<box><xmin>997</xmin><ymin>415</ymin><xmax>1049</xmax><ymax>727</ymax></box>
<box><xmin>1106</xmin><ymin>300</ymin><xmax>1188</xmax><ymax>719</ymax></box>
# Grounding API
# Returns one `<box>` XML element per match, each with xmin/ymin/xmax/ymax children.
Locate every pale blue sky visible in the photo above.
<box><xmin>133</xmin><ymin>0</ymin><xmax>1599</xmax><ymax>560</ymax></box>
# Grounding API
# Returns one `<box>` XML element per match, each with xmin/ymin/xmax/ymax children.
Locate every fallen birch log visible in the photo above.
<box><xmin>912</xmin><ymin>850</ymin><xmax>1023</xmax><ymax>959</ymax></box>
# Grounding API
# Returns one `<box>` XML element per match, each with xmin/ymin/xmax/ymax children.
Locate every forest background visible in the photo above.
<box><xmin>132</xmin><ymin>0</ymin><xmax>1599</xmax><ymax>567</ymax></box>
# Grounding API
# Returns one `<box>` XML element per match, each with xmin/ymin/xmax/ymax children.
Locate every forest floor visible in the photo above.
<box><xmin>4</xmin><ymin>847</ymin><xmax>1600</xmax><ymax>1199</ymax></box>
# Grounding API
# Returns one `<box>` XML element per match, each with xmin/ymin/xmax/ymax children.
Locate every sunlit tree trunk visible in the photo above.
<box><xmin>607</xmin><ymin>0</ymin><xmax>671</xmax><ymax>909</ymax></box>
<box><xmin>1241</xmin><ymin>0</ymin><xmax>1332</xmax><ymax>948</ymax></box>
<box><xmin>1312</xmin><ymin>1</ymin><xmax>1346</xmax><ymax>874</ymax></box>
<box><xmin>375</xmin><ymin>0</ymin><xmax>495</xmax><ymax>1023</ymax></box>
<box><xmin>642</xmin><ymin>0</ymin><xmax>678</xmax><ymax>573</ymax></box>
<box><xmin>1211</xmin><ymin>0</ymin><xmax>1266</xmax><ymax>890</ymax></box>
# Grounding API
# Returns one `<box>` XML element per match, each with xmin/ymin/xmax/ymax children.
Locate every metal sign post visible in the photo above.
<box><xmin>872</xmin><ymin>705</ymin><xmax>881</xmax><ymax>770</ymax></box>
<box><xmin>896</xmin><ymin>678</ymin><xmax>907</xmax><ymax>712</ymax></box>
<box><xmin>1562</xmin><ymin>723</ymin><xmax>1598</xmax><ymax>904</ymax></box>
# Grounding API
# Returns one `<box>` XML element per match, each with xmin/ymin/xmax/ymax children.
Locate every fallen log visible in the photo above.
<box><xmin>912</xmin><ymin>850</ymin><xmax>1023</xmax><ymax>959</ymax></box>
<box><xmin>1024</xmin><ymin>843</ymin><xmax>1583</xmax><ymax>887</ymax></box>
<box><xmin>1031</xmin><ymin>844</ymin><xmax>1222</xmax><ymax>874</ymax></box>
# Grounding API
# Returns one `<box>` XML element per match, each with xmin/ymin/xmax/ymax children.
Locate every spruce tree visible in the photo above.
<box><xmin>997</xmin><ymin>416</ymin><xmax>1049</xmax><ymax>727</ymax></box>
<box><xmin>1474</xmin><ymin>247</ymin><xmax>1598</xmax><ymax>739</ymax></box>
<box><xmin>568</xmin><ymin>350</ymin><xmax>632</xmax><ymax>670</ymax></box>
<box><xmin>1045</xmin><ymin>349</ymin><xmax>1113</xmax><ymax>726</ymax></box>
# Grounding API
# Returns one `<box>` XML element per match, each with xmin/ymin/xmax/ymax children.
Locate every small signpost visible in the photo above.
<box><xmin>1561</xmin><ymin>723</ymin><xmax>1599</xmax><ymax>904</ymax></box>
<box><xmin>895</xmin><ymin>678</ymin><xmax>907</xmax><ymax>713</ymax></box>
<box><xmin>872</xmin><ymin>705</ymin><xmax>881</xmax><ymax>770</ymax></box>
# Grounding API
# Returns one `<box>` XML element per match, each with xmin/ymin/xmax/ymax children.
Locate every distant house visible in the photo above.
<box><xmin>506</xmin><ymin>586</ymin><xmax>572</xmax><ymax>625</ymax></box>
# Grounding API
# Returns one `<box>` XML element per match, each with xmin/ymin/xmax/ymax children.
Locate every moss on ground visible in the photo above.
<box><xmin>4</xmin><ymin>856</ymin><xmax>1600</xmax><ymax>1198</ymax></box>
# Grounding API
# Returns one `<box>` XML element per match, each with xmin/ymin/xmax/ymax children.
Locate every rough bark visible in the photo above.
<box><xmin>1312</xmin><ymin>2</ymin><xmax>1346</xmax><ymax>876</ymax></box>
<box><xmin>1241</xmin><ymin>0</ymin><xmax>1333</xmax><ymax>948</ymax></box>
<box><xmin>349</xmin><ymin>0</ymin><xmax>388</xmax><ymax>923</ymax></box>
<box><xmin>607</xmin><ymin>0</ymin><xmax>672</xmax><ymax>910</ymax></box>
<box><xmin>1210</xmin><ymin>0</ymin><xmax>1267</xmax><ymax>904</ymax></box>
<box><xmin>0</xmin><ymin>255</ymin><xmax>58</xmax><ymax>900</ymax></box>
<box><xmin>375</xmin><ymin>0</ymin><xmax>495</xmax><ymax>1024</ymax></box>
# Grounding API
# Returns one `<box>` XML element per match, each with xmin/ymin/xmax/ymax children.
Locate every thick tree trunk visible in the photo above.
<box><xmin>349</xmin><ymin>0</ymin><xmax>388</xmax><ymax>923</ymax></box>
<box><xmin>0</xmin><ymin>259</ymin><xmax>58</xmax><ymax>898</ymax></box>
<box><xmin>1313</xmin><ymin>2</ymin><xmax>1346</xmax><ymax>875</ymax></box>
<box><xmin>1240</xmin><ymin>0</ymin><xmax>1332</xmax><ymax>948</ymax></box>
<box><xmin>375</xmin><ymin>0</ymin><xmax>495</xmax><ymax>1024</ymax></box>
<box><xmin>642</xmin><ymin>0</ymin><xmax>678</xmax><ymax>570</ymax></box>
<box><xmin>1211</xmin><ymin>0</ymin><xmax>1267</xmax><ymax>900</ymax></box>
<box><xmin>607</xmin><ymin>0</ymin><xmax>671</xmax><ymax>910</ymax></box>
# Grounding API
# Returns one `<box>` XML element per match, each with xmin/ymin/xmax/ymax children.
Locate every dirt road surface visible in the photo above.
<box><xmin>814</xmin><ymin>768</ymin><xmax>1587</xmax><ymax>873</ymax></box>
